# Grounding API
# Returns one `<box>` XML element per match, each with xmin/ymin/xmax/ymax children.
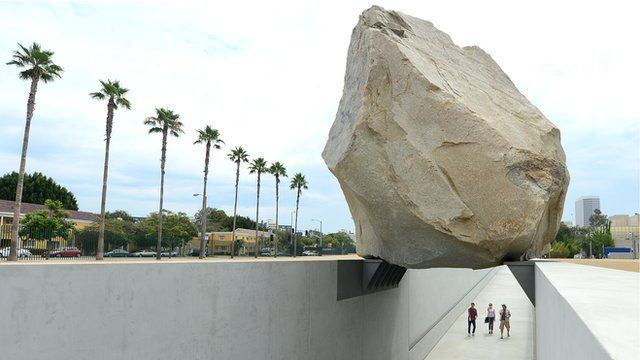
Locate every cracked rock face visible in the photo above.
<box><xmin>322</xmin><ymin>6</ymin><xmax>569</xmax><ymax>269</ymax></box>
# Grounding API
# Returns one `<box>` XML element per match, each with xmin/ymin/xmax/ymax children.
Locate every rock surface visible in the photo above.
<box><xmin>322</xmin><ymin>6</ymin><xmax>569</xmax><ymax>269</ymax></box>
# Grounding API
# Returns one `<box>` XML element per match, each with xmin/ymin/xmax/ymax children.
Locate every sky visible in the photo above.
<box><xmin>0</xmin><ymin>0</ymin><xmax>638</xmax><ymax>232</ymax></box>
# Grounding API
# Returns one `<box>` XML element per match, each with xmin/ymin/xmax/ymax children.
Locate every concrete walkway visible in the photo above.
<box><xmin>425</xmin><ymin>266</ymin><xmax>535</xmax><ymax>359</ymax></box>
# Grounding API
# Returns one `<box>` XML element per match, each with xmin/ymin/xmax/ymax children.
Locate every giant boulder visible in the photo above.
<box><xmin>322</xmin><ymin>6</ymin><xmax>569</xmax><ymax>269</ymax></box>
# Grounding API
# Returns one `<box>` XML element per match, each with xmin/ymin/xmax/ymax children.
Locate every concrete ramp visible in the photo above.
<box><xmin>425</xmin><ymin>266</ymin><xmax>535</xmax><ymax>359</ymax></box>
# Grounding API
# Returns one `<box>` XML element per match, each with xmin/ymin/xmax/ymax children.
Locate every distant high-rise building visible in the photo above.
<box><xmin>575</xmin><ymin>196</ymin><xmax>600</xmax><ymax>227</ymax></box>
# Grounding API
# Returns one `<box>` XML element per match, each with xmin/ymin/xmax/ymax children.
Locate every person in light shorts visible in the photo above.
<box><xmin>486</xmin><ymin>303</ymin><xmax>496</xmax><ymax>334</ymax></box>
<box><xmin>499</xmin><ymin>304</ymin><xmax>511</xmax><ymax>339</ymax></box>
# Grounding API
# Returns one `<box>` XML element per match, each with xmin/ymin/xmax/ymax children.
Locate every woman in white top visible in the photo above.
<box><xmin>486</xmin><ymin>303</ymin><xmax>496</xmax><ymax>334</ymax></box>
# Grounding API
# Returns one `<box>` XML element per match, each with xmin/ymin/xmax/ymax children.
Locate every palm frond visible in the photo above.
<box><xmin>90</xmin><ymin>92</ymin><xmax>106</xmax><ymax>100</ymax></box>
<box><xmin>269</xmin><ymin>161</ymin><xmax>288</xmax><ymax>178</ymax></box>
<box><xmin>289</xmin><ymin>173</ymin><xmax>308</xmax><ymax>190</ymax></box>
<box><xmin>116</xmin><ymin>97</ymin><xmax>131</xmax><ymax>110</ymax></box>
<box><xmin>227</xmin><ymin>146</ymin><xmax>249</xmax><ymax>163</ymax></box>
<box><xmin>7</xmin><ymin>42</ymin><xmax>62</xmax><ymax>82</ymax></box>
<box><xmin>18</xmin><ymin>69</ymin><xmax>34</xmax><ymax>80</ymax></box>
<box><xmin>144</xmin><ymin>117</ymin><xmax>159</xmax><ymax>126</ymax></box>
<box><xmin>249</xmin><ymin>157</ymin><xmax>269</xmax><ymax>174</ymax></box>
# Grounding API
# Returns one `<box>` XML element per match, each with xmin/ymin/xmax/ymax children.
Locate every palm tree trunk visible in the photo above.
<box><xmin>199</xmin><ymin>142</ymin><xmax>210</xmax><ymax>259</ymax></box>
<box><xmin>231</xmin><ymin>162</ymin><xmax>240</xmax><ymax>258</ymax></box>
<box><xmin>97</xmin><ymin>99</ymin><xmax>115</xmax><ymax>260</ymax></box>
<box><xmin>293</xmin><ymin>186</ymin><xmax>300</xmax><ymax>258</ymax></box>
<box><xmin>9</xmin><ymin>75</ymin><xmax>39</xmax><ymax>262</ymax></box>
<box><xmin>254</xmin><ymin>172</ymin><xmax>261</xmax><ymax>258</ymax></box>
<box><xmin>157</xmin><ymin>128</ymin><xmax>168</xmax><ymax>260</ymax></box>
<box><xmin>274</xmin><ymin>177</ymin><xmax>279</xmax><ymax>258</ymax></box>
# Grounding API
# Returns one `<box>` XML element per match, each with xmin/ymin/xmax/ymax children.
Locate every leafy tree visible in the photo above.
<box><xmin>136</xmin><ymin>211</ymin><xmax>197</xmax><ymax>251</ymax></box>
<box><xmin>75</xmin><ymin>215</ymin><xmax>143</xmax><ymax>255</ymax></box>
<box><xmin>21</xmin><ymin>199</ymin><xmax>74</xmax><ymax>241</ymax></box>
<box><xmin>554</xmin><ymin>223</ymin><xmax>572</xmax><ymax>242</ymax></box>
<box><xmin>249</xmin><ymin>157</ymin><xmax>268</xmax><ymax>257</ymax></box>
<box><xmin>550</xmin><ymin>241</ymin><xmax>571</xmax><ymax>258</ymax></box>
<box><xmin>194</xmin><ymin>207</ymin><xmax>230</xmax><ymax>231</ymax></box>
<box><xmin>582</xmin><ymin>232</ymin><xmax>614</xmax><ymax>258</ymax></box>
<box><xmin>221</xmin><ymin>215</ymin><xmax>256</xmax><ymax>231</ymax></box>
<box><xmin>268</xmin><ymin>161</ymin><xmax>287</xmax><ymax>257</ymax></box>
<box><xmin>144</xmin><ymin>108</ymin><xmax>184</xmax><ymax>259</ymax></box>
<box><xmin>90</xmin><ymin>79</ymin><xmax>131</xmax><ymax>260</ymax></box>
<box><xmin>589</xmin><ymin>209</ymin><xmax>608</xmax><ymax>228</ymax></box>
<box><xmin>194</xmin><ymin>125</ymin><xmax>224</xmax><ymax>258</ymax></box>
<box><xmin>227</xmin><ymin>146</ymin><xmax>249</xmax><ymax>257</ymax></box>
<box><xmin>582</xmin><ymin>216</ymin><xmax>613</xmax><ymax>258</ymax></box>
<box><xmin>323</xmin><ymin>232</ymin><xmax>356</xmax><ymax>254</ymax></box>
<box><xmin>273</xmin><ymin>229</ymin><xmax>290</xmax><ymax>250</ymax></box>
<box><xmin>6</xmin><ymin>43</ymin><xmax>63</xmax><ymax>261</ymax></box>
<box><xmin>106</xmin><ymin>210</ymin><xmax>137</xmax><ymax>222</ymax></box>
<box><xmin>551</xmin><ymin>222</ymin><xmax>591</xmax><ymax>258</ymax></box>
<box><xmin>290</xmin><ymin>172</ymin><xmax>308</xmax><ymax>257</ymax></box>
<box><xmin>0</xmin><ymin>172</ymin><xmax>78</xmax><ymax>210</ymax></box>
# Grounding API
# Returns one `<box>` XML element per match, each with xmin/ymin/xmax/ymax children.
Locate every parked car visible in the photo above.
<box><xmin>188</xmin><ymin>248</ymin><xmax>207</xmax><ymax>257</ymax></box>
<box><xmin>0</xmin><ymin>247</ymin><xmax>32</xmax><ymax>258</ymax></box>
<box><xmin>131</xmin><ymin>249</ymin><xmax>156</xmax><ymax>257</ymax></box>
<box><xmin>302</xmin><ymin>250</ymin><xmax>318</xmax><ymax>256</ymax></box>
<box><xmin>160</xmin><ymin>250</ymin><xmax>178</xmax><ymax>257</ymax></box>
<box><xmin>104</xmin><ymin>249</ymin><xmax>131</xmax><ymax>258</ymax></box>
<box><xmin>44</xmin><ymin>247</ymin><xmax>81</xmax><ymax>258</ymax></box>
<box><xmin>260</xmin><ymin>248</ymin><xmax>275</xmax><ymax>256</ymax></box>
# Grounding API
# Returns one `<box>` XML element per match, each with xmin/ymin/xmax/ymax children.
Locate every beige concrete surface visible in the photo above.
<box><xmin>555</xmin><ymin>258</ymin><xmax>640</xmax><ymax>272</ymax></box>
<box><xmin>425</xmin><ymin>266</ymin><xmax>535</xmax><ymax>359</ymax></box>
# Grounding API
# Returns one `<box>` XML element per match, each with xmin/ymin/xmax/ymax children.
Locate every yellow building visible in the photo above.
<box><xmin>190</xmin><ymin>228</ymin><xmax>271</xmax><ymax>255</ymax></box>
<box><xmin>610</xmin><ymin>214</ymin><xmax>640</xmax><ymax>251</ymax></box>
<box><xmin>0</xmin><ymin>199</ymin><xmax>96</xmax><ymax>249</ymax></box>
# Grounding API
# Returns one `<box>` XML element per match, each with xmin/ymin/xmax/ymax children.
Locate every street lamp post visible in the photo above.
<box><xmin>311</xmin><ymin>219</ymin><xmax>323</xmax><ymax>256</ymax></box>
<box><xmin>194</xmin><ymin>193</ymin><xmax>207</xmax><ymax>259</ymax></box>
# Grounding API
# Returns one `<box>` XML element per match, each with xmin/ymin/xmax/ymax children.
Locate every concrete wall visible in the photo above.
<box><xmin>535</xmin><ymin>262</ymin><xmax>640</xmax><ymax>360</ymax></box>
<box><xmin>0</xmin><ymin>260</ymin><xmax>494</xmax><ymax>360</ymax></box>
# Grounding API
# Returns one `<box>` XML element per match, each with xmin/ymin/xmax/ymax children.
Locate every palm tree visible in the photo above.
<box><xmin>144</xmin><ymin>108</ymin><xmax>184</xmax><ymax>260</ymax></box>
<box><xmin>268</xmin><ymin>162</ymin><xmax>287</xmax><ymax>257</ymax></box>
<box><xmin>194</xmin><ymin>126</ymin><xmax>224</xmax><ymax>259</ymax></box>
<box><xmin>227</xmin><ymin>147</ymin><xmax>249</xmax><ymax>258</ymax></box>
<box><xmin>290</xmin><ymin>173</ymin><xmax>308</xmax><ymax>257</ymax></box>
<box><xmin>90</xmin><ymin>80</ymin><xmax>131</xmax><ymax>260</ymax></box>
<box><xmin>249</xmin><ymin>158</ymin><xmax>268</xmax><ymax>258</ymax></box>
<box><xmin>6</xmin><ymin>43</ymin><xmax>63</xmax><ymax>261</ymax></box>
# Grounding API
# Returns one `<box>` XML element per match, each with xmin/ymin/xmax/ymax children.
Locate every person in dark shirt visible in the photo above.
<box><xmin>467</xmin><ymin>302</ymin><xmax>478</xmax><ymax>336</ymax></box>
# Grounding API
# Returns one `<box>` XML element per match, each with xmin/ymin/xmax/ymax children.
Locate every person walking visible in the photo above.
<box><xmin>486</xmin><ymin>303</ymin><xmax>496</xmax><ymax>334</ymax></box>
<box><xmin>499</xmin><ymin>304</ymin><xmax>511</xmax><ymax>339</ymax></box>
<box><xmin>467</xmin><ymin>302</ymin><xmax>477</xmax><ymax>336</ymax></box>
